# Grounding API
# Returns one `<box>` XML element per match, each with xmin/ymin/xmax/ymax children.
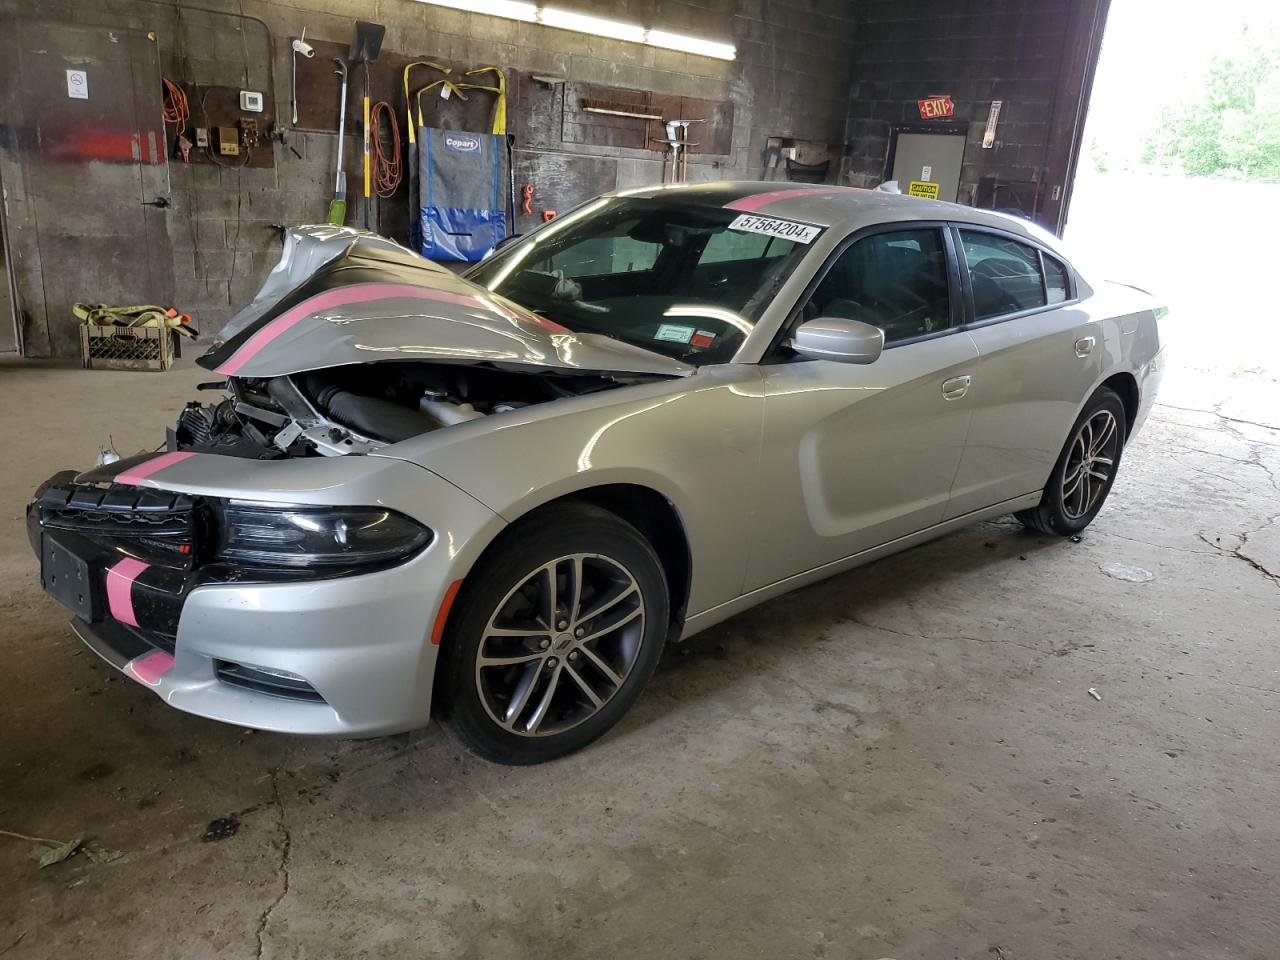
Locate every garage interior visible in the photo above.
<box><xmin>2</xmin><ymin>0</ymin><xmax>1278</xmax><ymax>957</ymax></box>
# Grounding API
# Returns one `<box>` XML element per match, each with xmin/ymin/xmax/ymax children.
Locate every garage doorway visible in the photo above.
<box><xmin>1064</xmin><ymin>0</ymin><xmax>1280</xmax><ymax>379</ymax></box>
<box><xmin>886</xmin><ymin>127</ymin><xmax>967</xmax><ymax>202</ymax></box>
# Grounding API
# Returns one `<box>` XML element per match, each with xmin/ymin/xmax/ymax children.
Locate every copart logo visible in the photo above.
<box><xmin>444</xmin><ymin>135</ymin><xmax>481</xmax><ymax>154</ymax></box>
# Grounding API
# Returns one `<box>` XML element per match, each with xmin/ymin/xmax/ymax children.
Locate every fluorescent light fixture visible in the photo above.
<box><xmin>540</xmin><ymin>7</ymin><xmax>645</xmax><ymax>43</ymax></box>
<box><xmin>423</xmin><ymin>0</ymin><xmax>537</xmax><ymax>21</ymax></box>
<box><xmin>414</xmin><ymin>0</ymin><xmax>736</xmax><ymax>60</ymax></box>
<box><xmin>645</xmin><ymin>28</ymin><xmax>736</xmax><ymax>61</ymax></box>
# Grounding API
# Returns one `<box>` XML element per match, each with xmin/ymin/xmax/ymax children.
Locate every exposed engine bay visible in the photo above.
<box><xmin>165</xmin><ymin>225</ymin><xmax>690</xmax><ymax>459</ymax></box>
<box><xmin>172</xmin><ymin>362</ymin><xmax>634</xmax><ymax>459</ymax></box>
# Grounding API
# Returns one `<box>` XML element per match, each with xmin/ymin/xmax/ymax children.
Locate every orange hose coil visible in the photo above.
<box><xmin>161</xmin><ymin>77</ymin><xmax>189</xmax><ymax>136</ymax></box>
<box><xmin>370</xmin><ymin>100</ymin><xmax>402</xmax><ymax>199</ymax></box>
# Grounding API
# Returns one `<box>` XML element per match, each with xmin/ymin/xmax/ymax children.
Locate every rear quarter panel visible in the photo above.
<box><xmin>1097</xmin><ymin>280</ymin><xmax>1165</xmax><ymax>437</ymax></box>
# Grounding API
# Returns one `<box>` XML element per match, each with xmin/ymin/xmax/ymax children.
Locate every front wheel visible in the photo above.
<box><xmin>1017</xmin><ymin>387</ymin><xmax>1127</xmax><ymax>536</ymax></box>
<box><xmin>438</xmin><ymin>503</ymin><xmax>669</xmax><ymax>765</ymax></box>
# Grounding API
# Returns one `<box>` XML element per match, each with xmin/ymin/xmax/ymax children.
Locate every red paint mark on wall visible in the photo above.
<box><xmin>39</xmin><ymin>127</ymin><xmax>166</xmax><ymax>164</ymax></box>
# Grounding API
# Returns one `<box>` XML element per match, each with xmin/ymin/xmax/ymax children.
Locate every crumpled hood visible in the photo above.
<box><xmin>200</xmin><ymin>227</ymin><xmax>694</xmax><ymax>380</ymax></box>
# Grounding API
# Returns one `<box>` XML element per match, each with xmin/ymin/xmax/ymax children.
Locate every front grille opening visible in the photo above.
<box><xmin>37</xmin><ymin>484</ymin><xmax>205</xmax><ymax>568</ymax></box>
<box><xmin>214</xmin><ymin>660</ymin><xmax>326</xmax><ymax>703</ymax></box>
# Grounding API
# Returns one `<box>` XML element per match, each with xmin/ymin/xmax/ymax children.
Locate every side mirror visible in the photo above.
<box><xmin>789</xmin><ymin>317</ymin><xmax>884</xmax><ymax>364</ymax></box>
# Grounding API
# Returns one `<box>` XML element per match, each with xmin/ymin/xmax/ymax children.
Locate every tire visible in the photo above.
<box><xmin>1016</xmin><ymin>387</ymin><xmax>1128</xmax><ymax>536</ymax></box>
<box><xmin>437</xmin><ymin>502</ymin><xmax>669</xmax><ymax>765</ymax></box>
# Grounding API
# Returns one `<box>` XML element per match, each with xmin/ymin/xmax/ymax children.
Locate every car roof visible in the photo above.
<box><xmin>609</xmin><ymin>181</ymin><xmax>1065</xmax><ymax>253</ymax></box>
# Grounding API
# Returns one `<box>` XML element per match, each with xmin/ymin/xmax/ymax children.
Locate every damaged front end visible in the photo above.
<box><xmin>174</xmin><ymin>225</ymin><xmax>692</xmax><ymax>460</ymax></box>
<box><xmin>28</xmin><ymin>225</ymin><xmax>693</xmax><ymax>731</ymax></box>
<box><xmin>172</xmin><ymin>358</ymin><xmax>643</xmax><ymax>459</ymax></box>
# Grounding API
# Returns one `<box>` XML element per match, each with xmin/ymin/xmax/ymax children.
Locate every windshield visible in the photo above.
<box><xmin>467</xmin><ymin>197</ymin><xmax>817</xmax><ymax>366</ymax></box>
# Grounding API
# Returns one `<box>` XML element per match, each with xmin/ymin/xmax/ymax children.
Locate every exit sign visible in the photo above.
<box><xmin>918</xmin><ymin>95</ymin><xmax>954</xmax><ymax>119</ymax></box>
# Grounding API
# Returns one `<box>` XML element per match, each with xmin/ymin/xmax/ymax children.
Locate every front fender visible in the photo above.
<box><xmin>380</xmin><ymin>366</ymin><xmax>765</xmax><ymax>616</ymax></box>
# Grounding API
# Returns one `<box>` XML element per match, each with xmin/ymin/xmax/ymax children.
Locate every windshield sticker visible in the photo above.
<box><xmin>655</xmin><ymin>323</ymin><xmax>695</xmax><ymax>344</ymax></box>
<box><xmin>690</xmin><ymin>330</ymin><xmax>716</xmax><ymax>349</ymax></box>
<box><xmin>728</xmin><ymin>214</ymin><xmax>822</xmax><ymax>245</ymax></box>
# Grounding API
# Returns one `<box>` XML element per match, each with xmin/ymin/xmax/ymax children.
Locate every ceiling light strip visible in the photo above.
<box><xmin>414</xmin><ymin>0</ymin><xmax>736</xmax><ymax>60</ymax></box>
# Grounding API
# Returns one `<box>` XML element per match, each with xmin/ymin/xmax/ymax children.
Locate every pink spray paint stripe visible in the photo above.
<box><xmin>105</xmin><ymin>556</ymin><xmax>150</xmax><ymax>628</ymax></box>
<box><xmin>725</xmin><ymin>186</ymin><xmax>856</xmax><ymax>213</ymax></box>
<box><xmin>127</xmin><ymin>650</ymin><xmax>175</xmax><ymax>686</ymax></box>
<box><xmin>216</xmin><ymin>282</ymin><xmax>523</xmax><ymax>375</ymax></box>
<box><xmin>114</xmin><ymin>451</ymin><xmax>197</xmax><ymax>487</ymax></box>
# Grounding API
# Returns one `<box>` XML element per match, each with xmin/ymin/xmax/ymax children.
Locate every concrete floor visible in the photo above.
<box><xmin>1</xmin><ymin>356</ymin><xmax>1278</xmax><ymax>960</ymax></box>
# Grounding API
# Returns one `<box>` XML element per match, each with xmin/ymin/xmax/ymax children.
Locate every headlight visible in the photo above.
<box><xmin>214</xmin><ymin>503</ymin><xmax>432</xmax><ymax>569</ymax></box>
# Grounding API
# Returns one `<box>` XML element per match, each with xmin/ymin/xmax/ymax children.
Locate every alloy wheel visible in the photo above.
<box><xmin>1061</xmin><ymin>408</ymin><xmax>1120</xmax><ymax>520</ymax></box>
<box><xmin>474</xmin><ymin>553</ymin><xmax>646</xmax><ymax>737</ymax></box>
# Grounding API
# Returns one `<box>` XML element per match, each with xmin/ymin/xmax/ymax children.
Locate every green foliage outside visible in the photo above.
<box><xmin>1142</xmin><ymin>30</ymin><xmax>1280</xmax><ymax>181</ymax></box>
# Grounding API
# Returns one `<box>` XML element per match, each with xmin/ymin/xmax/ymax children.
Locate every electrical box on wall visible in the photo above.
<box><xmin>164</xmin><ymin>83</ymin><xmax>274</xmax><ymax>169</ymax></box>
<box><xmin>216</xmin><ymin>127</ymin><xmax>240</xmax><ymax>156</ymax></box>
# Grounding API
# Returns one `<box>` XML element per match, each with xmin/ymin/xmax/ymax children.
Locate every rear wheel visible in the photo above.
<box><xmin>438</xmin><ymin>503</ymin><xmax>668</xmax><ymax>765</ymax></box>
<box><xmin>1016</xmin><ymin>387</ymin><xmax>1127</xmax><ymax>536</ymax></box>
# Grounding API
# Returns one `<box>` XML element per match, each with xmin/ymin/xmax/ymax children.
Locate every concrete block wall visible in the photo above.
<box><xmin>0</xmin><ymin>0</ymin><xmax>859</xmax><ymax>354</ymax></box>
<box><xmin>843</xmin><ymin>0</ymin><xmax>1071</xmax><ymax>208</ymax></box>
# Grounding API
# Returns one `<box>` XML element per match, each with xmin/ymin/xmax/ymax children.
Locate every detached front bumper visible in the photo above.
<box><xmin>29</xmin><ymin>451</ymin><xmax>504</xmax><ymax>737</ymax></box>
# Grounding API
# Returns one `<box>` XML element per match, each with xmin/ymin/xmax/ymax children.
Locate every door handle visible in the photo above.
<box><xmin>941</xmin><ymin>375</ymin><xmax>971</xmax><ymax>401</ymax></box>
<box><xmin>1075</xmin><ymin>336</ymin><xmax>1095</xmax><ymax>357</ymax></box>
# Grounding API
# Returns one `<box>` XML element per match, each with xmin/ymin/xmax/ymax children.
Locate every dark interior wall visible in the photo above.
<box><xmin>843</xmin><ymin>0</ymin><xmax>1076</xmax><ymax>222</ymax></box>
<box><xmin>0</xmin><ymin>0</ymin><xmax>859</xmax><ymax>357</ymax></box>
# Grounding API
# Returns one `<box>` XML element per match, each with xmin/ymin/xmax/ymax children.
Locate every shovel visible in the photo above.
<box><xmin>327</xmin><ymin>58</ymin><xmax>349</xmax><ymax>226</ymax></box>
<box><xmin>349</xmin><ymin>20</ymin><xmax>386</xmax><ymax>231</ymax></box>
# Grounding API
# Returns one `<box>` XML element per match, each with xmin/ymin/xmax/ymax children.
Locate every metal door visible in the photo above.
<box><xmin>11</xmin><ymin>21</ymin><xmax>172</xmax><ymax>356</ymax></box>
<box><xmin>945</xmin><ymin>306</ymin><xmax>1103</xmax><ymax>517</ymax></box>
<box><xmin>944</xmin><ymin>227</ymin><xmax>1108</xmax><ymax>517</ymax></box>
<box><xmin>890</xmin><ymin>131</ymin><xmax>966</xmax><ymax>202</ymax></box>
<box><xmin>746</xmin><ymin>334</ymin><xmax>978</xmax><ymax>591</ymax></box>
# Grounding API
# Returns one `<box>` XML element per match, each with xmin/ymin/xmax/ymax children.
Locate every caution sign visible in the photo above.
<box><xmin>908</xmin><ymin>180</ymin><xmax>940</xmax><ymax>200</ymax></box>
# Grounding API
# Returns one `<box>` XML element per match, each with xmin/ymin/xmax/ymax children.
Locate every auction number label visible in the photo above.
<box><xmin>728</xmin><ymin>214</ymin><xmax>822</xmax><ymax>245</ymax></box>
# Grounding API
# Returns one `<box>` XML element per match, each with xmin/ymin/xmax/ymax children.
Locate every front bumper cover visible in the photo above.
<box><xmin>28</xmin><ymin>453</ymin><xmax>504</xmax><ymax>736</ymax></box>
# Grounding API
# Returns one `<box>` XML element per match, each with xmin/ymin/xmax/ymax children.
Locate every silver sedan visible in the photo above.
<box><xmin>28</xmin><ymin>183</ymin><xmax>1165</xmax><ymax>764</ymax></box>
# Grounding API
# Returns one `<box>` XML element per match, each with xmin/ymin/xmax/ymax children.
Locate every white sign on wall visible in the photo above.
<box><xmin>66</xmin><ymin>69</ymin><xmax>89</xmax><ymax>100</ymax></box>
<box><xmin>921</xmin><ymin>165</ymin><xmax>933</xmax><ymax>182</ymax></box>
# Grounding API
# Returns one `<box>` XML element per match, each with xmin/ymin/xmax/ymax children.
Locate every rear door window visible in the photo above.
<box><xmin>1042</xmin><ymin>253</ymin><xmax>1070</xmax><ymax>304</ymax></box>
<box><xmin>960</xmin><ymin>231</ymin><xmax>1048</xmax><ymax>321</ymax></box>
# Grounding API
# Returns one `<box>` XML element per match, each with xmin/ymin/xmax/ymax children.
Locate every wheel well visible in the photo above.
<box><xmin>432</xmin><ymin>485</ymin><xmax>691</xmax><ymax>708</ymax></box>
<box><xmin>1100</xmin><ymin>372</ymin><xmax>1139</xmax><ymax>438</ymax></box>
<box><xmin>566</xmin><ymin>485</ymin><xmax>691</xmax><ymax>626</ymax></box>
<box><xmin>541</xmin><ymin>484</ymin><xmax>692</xmax><ymax>627</ymax></box>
